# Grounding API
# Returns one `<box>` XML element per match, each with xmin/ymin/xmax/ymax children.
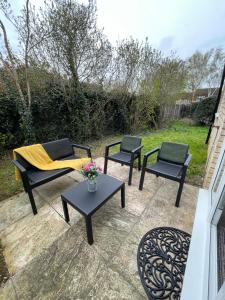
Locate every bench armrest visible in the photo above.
<box><xmin>184</xmin><ymin>153</ymin><xmax>192</xmax><ymax>167</ymax></box>
<box><xmin>72</xmin><ymin>143</ymin><xmax>92</xmax><ymax>158</ymax></box>
<box><xmin>12</xmin><ymin>160</ymin><xmax>27</xmax><ymax>174</ymax></box>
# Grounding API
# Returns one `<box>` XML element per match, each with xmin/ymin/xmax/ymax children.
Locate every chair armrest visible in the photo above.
<box><xmin>144</xmin><ymin>147</ymin><xmax>160</xmax><ymax>159</ymax></box>
<box><xmin>12</xmin><ymin>160</ymin><xmax>27</xmax><ymax>174</ymax></box>
<box><xmin>131</xmin><ymin>145</ymin><xmax>143</xmax><ymax>154</ymax></box>
<box><xmin>72</xmin><ymin>143</ymin><xmax>92</xmax><ymax>158</ymax></box>
<box><xmin>184</xmin><ymin>154</ymin><xmax>192</xmax><ymax>167</ymax></box>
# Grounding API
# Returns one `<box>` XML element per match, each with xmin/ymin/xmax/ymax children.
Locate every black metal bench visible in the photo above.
<box><xmin>12</xmin><ymin>138</ymin><xmax>92</xmax><ymax>215</ymax></box>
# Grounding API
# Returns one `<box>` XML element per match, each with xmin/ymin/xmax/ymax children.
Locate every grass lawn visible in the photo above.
<box><xmin>90</xmin><ymin>120</ymin><xmax>208</xmax><ymax>186</ymax></box>
<box><xmin>0</xmin><ymin>120</ymin><xmax>208</xmax><ymax>202</ymax></box>
<box><xmin>141</xmin><ymin>121</ymin><xmax>208</xmax><ymax>186</ymax></box>
<box><xmin>0</xmin><ymin>154</ymin><xmax>23</xmax><ymax>202</ymax></box>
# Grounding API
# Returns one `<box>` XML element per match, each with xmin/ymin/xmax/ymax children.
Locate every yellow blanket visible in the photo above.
<box><xmin>13</xmin><ymin>144</ymin><xmax>90</xmax><ymax>181</ymax></box>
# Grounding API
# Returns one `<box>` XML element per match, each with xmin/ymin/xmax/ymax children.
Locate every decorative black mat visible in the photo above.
<box><xmin>137</xmin><ymin>227</ymin><xmax>191</xmax><ymax>300</ymax></box>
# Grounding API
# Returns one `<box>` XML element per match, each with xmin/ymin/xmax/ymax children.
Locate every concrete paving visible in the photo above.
<box><xmin>0</xmin><ymin>157</ymin><xmax>199</xmax><ymax>299</ymax></box>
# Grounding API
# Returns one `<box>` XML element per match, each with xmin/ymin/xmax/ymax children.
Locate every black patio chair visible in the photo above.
<box><xmin>104</xmin><ymin>135</ymin><xmax>143</xmax><ymax>185</ymax></box>
<box><xmin>139</xmin><ymin>142</ymin><xmax>192</xmax><ymax>207</ymax></box>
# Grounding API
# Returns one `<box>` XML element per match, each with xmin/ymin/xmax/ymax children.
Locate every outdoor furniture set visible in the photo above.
<box><xmin>13</xmin><ymin>136</ymin><xmax>191</xmax><ymax>245</ymax></box>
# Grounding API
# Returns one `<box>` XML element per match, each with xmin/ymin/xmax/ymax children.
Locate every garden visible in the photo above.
<box><xmin>0</xmin><ymin>120</ymin><xmax>207</xmax><ymax>202</ymax></box>
<box><xmin>0</xmin><ymin>0</ymin><xmax>223</xmax><ymax>298</ymax></box>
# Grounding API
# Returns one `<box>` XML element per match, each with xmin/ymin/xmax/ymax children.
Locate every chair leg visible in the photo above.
<box><xmin>175</xmin><ymin>180</ymin><xmax>184</xmax><ymax>207</ymax></box>
<box><xmin>128</xmin><ymin>163</ymin><xmax>134</xmax><ymax>185</ymax></box>
<box><xmin>104</xmin><ymin>157</ymin><xmax>108</xmax><ymax>174</ymax></box>
<box><xmin>139</xmin><ymin>168</ymin><xmax>146</xmax><ymax>190</ymax></box>
<box><xmin>138</xmin><ymin>154</ymin><xmax>141</xmax><ymax>171</ymax></box>
<box><xmin>27</xmin><ymin>188</ymin><xmax>37</xmax><ymax>215</ymax></box>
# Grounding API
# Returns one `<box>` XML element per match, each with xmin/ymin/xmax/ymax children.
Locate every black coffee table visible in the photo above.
<box><xmin>61</xmin><ymin>174</ymin><xmax>125</xmax><ymax>245</ymax></box>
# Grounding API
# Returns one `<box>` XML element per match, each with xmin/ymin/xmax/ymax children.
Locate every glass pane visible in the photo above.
<box><xmin>215</xmin><ymin>188</ymin><xmax>225</xmax><ymax>290</ymax></box>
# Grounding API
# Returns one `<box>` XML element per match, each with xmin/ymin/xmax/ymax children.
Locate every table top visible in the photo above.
<box><xmin>61</xmin><ymin>174</ymin><xmax>124</xmax><ymax>216</ymax></box>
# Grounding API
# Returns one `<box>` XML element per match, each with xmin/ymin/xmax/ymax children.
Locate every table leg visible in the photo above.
<box><xmin>121</xmin><ymin>183</ymin><xmax>125</xmax><ymax>208</ymax></box>
<box><xmin>85</xmin><ymin>215</ymin><xmax>93</xmax><ymax>245</ymax></box>
<box><xmin>62</xmin><ymin>199</ymin><xmax>70</xmax><ymax>223</ymax></box>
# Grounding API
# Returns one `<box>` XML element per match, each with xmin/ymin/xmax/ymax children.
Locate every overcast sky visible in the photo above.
<box><xmin>1</xmin><ymin>0</ymin><xmax>225</xmax><ymax>58</ymax></box>
<box><xmin>96</xmin><ymin>0</ymin><xmax>225</xmax><ymax>58</ymax></box>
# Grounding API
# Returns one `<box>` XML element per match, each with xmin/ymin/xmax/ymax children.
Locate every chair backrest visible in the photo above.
<box><xmin>42</xmin><ymin>138</ymin><xmax>73</xmax><ymax>160</ymax></box>
<box><xmin>158</xmin><ymin>142</ymin><xmax>189</xmax><ymax>164</ymax></box>
<box><xmin>120</xmin><ymin>135</ymin><xmax>142</xmax><ymax>152</ymax></box>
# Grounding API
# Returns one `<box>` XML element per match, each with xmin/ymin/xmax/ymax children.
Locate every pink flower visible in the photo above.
<box><xmin>83</xmin><ymin>162</ymin><xmax>95</xmax><ymax>172</ymax></box>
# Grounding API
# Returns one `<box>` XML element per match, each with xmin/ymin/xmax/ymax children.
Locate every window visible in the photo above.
<box><xmin>209</xmin><ymin>146</ymin><xmax>225</xmax><ymax>299</ymax></box>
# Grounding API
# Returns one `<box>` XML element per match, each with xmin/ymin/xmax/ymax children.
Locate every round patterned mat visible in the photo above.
<box><xmin>137</xmin><ymin>227</ymin><xmax>191</xmax><ymax>300</ymax></box>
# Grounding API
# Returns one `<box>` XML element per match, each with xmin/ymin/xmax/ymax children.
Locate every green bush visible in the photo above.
<box><xmin>0</xmin><ymin>95</ymin><xmax>23</xmax><ymax>152</ymax></box>
<box><xmin>192</xmin><ymin>96</ymin><xmax>217</xmax><ymax>125</ymax></box>
<box><xmin>0</xmin><ymin>81</ymin><xmax>138</xmax><ymax>150</ymax></box>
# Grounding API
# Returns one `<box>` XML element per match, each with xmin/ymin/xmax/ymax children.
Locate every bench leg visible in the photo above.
<box><xmin>85</xmin><ymin>215</ymin><xmax>93</xmax><ymax>245</ymax></box>
<box><xmin>175</xmin><ymin>181</ymin><xmax>184</xmax><ymax>207</ymax></box>
<box><xmin>27</xmin><ymin>189</ymin><xmax>37</xmax><ymax>215</ymax></box>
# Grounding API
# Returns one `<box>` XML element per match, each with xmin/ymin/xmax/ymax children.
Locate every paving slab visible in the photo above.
<box><xmin>34</xmin><ymin>175</ymin><xmax>76</xmax><ymax>203</ymax></box>
<box><xmin>110</xmin><ymin>233</ymin><xmax>147</xmax><ymax>298</ymax></box>
<box><xmin>10</xmin><ymin>228</ymin><xmax>101</xmax><ymax>300</ymax></box>
<box><xmin>0</xmin><ymin>157</ymin><xmax>199</xmax><ymax>299</ymax></box>
<box><xmin>86</xmin><ymin>264</ymin><xmax>146</xmax><ymax>300</ymax></box>
<box><xmin>1</xmin><ymin>203</ymin><xmax>70</xmax><ymax>275</ymax></box>
<box><xmin>0</xmin><ymin>192</ymin><xmax>44</xmax><ymax>233</ymax></box>
<box><xmin>0</xmin><ymin>279</ymin><xmax>17</xmax><ymax>300</ymax></box>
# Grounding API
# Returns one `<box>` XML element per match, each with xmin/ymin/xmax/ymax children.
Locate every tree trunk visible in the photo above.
<box><xmin>0</xmin><ymin>16</ymin><xmax>35</xmax><ymax>144</ymax></box>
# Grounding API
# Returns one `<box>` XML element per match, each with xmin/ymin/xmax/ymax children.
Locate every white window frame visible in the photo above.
<box><xmin>208</xmin><ymin>147</ymin><xmax>225</xmax><ymax>299</ymax></box>
<box><xmin>181</xmin><ymin>139</ymin><xmax>225</xmax><ymax>300</ymax></box>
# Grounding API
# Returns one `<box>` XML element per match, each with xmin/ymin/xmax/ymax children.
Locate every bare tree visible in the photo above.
<box><xmin>186</xmin><ymin>50</ymin><xmax>210</xmax><ymax>101</ymax></box>
<box><xmin>0</xmin><ymin>0</ymin><xmax>50</xmax><ymax>142</ymax></box>
<box><xmin>38</xmin><ymin>0</ymin><xmax>112</xmax><ymax>87</ymax></box>
<box><xmin>186</xmin><ymin>48</ymin><xmax>225</xmax><ymax>101</ymax></box>
<box><xmin>205</xmin><ymin>48</ymin><xmax>225</xmax><ymax>96</ymax></box>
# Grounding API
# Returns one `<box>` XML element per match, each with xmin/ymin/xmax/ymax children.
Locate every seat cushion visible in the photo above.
<box><xmin>147</xmin><ymin>160</ymin><xmax>183</xmax><ymax>178</ymax></box>
<box><xmin>108</xmin><ymin>151</ymin><xmax>138</xmax><ymax>163</ymax></box>
<box><xmin>42</xmin><ymin>138</ymin><xmax>73</xmax><ymax>161</ymax></box>
<box><xmin>27</xmin><ymin>168</ymin><xmax>71</xmax><ymax>184</ymax></box>
<box><xmin>27</xmin><ymin>154</ymin><xmax>76</xmax><ymax>184</ymax></box>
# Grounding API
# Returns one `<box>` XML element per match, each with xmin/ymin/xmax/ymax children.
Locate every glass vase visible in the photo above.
<box><xmin>87</xmin><ymin>178</ymin><xmax>97</xmax><ymax>192</ymax></box>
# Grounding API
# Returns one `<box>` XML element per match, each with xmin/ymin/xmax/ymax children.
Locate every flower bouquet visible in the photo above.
<box><xmin>81</xmin><ymin>161</ymin><xmax>102</xmax><ymax>192</ymax></box>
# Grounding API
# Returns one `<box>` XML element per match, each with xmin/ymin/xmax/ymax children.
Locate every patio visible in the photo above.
<box><xmin>0</xmin><ymin>157</ymin><xmax>198</xmax><ymax>300</ymax></box>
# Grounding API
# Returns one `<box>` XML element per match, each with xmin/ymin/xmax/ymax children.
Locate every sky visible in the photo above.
<box><xmin>95</xmin><ymin>0</ymin><xmax>225</xmax><ymax>58</ymax></box>
<box><xmin>1</xmin><ymin>0</ymin><xmax>225</xmax><ymax>59</ymax></box>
